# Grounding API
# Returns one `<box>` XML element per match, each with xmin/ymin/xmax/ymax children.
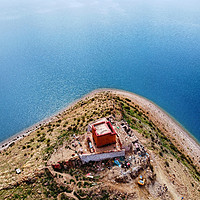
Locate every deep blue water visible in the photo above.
<box><xmin>0</xmin><ymin>0</ymin><xmax>200</xmax><ymax>142</ymax></box>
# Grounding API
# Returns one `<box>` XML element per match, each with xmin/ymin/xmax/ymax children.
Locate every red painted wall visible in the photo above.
<box><xmin>92</xmin><ymin>127</ymin><xmax>116</xmax><ymax>147</ymax></box>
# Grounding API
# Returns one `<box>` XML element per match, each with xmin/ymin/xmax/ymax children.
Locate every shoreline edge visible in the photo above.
<box><xmin>0</xmin><ymin>88</ymin><xmax>199</xmax><ymax>166</ymax></box>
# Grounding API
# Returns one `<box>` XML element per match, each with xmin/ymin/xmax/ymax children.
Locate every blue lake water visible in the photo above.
<box><xmin>0</xmin><ymin>0</ymin><xmax>200</xmax><ymax>142</ymax></box>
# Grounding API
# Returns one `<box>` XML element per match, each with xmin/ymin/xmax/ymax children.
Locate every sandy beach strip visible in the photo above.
<box><xmin>109</xmin><ymin>89</ymin><xmax>200</xmax><ymax>166</ymax></box>
<box><xmin>1</xmin><ymin>88</ymin><xmax>199</xmax><ymax>166</ymax></box>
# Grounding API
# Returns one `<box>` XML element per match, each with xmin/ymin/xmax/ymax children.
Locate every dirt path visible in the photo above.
<box><xmin>150</xmin><ymin>152</ymin><xmax>181</xmax><ymax>200</ymax></box>
<box><xmin>57</xmin><ymin>192</ymin><xmax>78</xmax><ymax>200</ymax></box>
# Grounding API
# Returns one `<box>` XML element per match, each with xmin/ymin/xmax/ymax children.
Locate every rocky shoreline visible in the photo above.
<box><xmin>1</xmin><ymin>89</ymin><xmax>199</xmax><ymax>167</ymax></box>
<box><xmin>0</xmin><ymin>89</ymin><xmax>106</xmax><ymax>151</ymax></box>
<box><xmin>1</xmin><ymin>89</ymin><xmax>200</xmax><ymax>199</ymax></box>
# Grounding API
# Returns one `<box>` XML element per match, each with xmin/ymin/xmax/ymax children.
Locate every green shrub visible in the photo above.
<box><xmin>159</xmin><ymin>152</ymin><xmax>163</xmax><ymax>157</ymax></box>
<box><xmin>70</xmin><ymin>179</ymin><xmax>75</xmax><ymax>183</ymax></box>
<box><xmin>165</xmin><ymin>161</ymin><xmax>169</xmax><ymax>167</ymax></box>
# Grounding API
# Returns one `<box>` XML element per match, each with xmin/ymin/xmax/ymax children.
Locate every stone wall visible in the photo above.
<box><xmin>80</xmin><ymin>150</ymin><xmax>125</xmax><ymax>163</ymax></box>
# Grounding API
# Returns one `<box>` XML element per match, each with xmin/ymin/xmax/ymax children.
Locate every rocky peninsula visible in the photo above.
<box><xmin>0</xmin><ymin>89</ymin><xmax>199</xmax><ymax>199</ymax></box>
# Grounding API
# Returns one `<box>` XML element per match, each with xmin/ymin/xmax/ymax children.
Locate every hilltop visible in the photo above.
<box><xmin>0</xmin><ymin>89</ymin><xmax>200</xmax><ymax>200</ymax></box>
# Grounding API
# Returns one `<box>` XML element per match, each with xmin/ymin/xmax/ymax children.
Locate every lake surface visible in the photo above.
<box><xmin>0</xmin><ymin>0</ymin><xmax>200</xmax><ymax>142</ymax></box>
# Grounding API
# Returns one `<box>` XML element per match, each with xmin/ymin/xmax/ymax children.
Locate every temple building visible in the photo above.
<box><xmin>92</xmin><ymin>120</ymin><xmax>116</xmax><ymax>147</ymax></box>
